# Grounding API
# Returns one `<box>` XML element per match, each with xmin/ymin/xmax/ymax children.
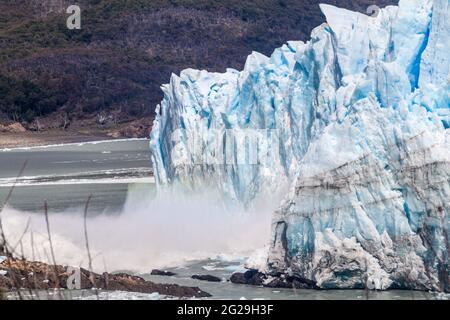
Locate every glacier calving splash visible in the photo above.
<box><xmin>150</xmin><ymin>0</ymin><xmax>449</xmax><ymax>292</ymax></box>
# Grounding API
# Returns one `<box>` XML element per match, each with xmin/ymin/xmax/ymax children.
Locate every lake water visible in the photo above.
<box><xmin>0</xmin><ymin>139</ymin><xmax>153</xmax><ymax>214</ymax></box>
<box><xmin>0</xmin><ymin>139</ymin><xmax>446</xmax><ymax>300</ymax></box>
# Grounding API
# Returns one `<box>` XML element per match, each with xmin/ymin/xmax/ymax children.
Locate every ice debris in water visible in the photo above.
<box><xmin>78</xmin><ymin>291</ymin><xmax>163</xmax><ymax>300</ymax></box>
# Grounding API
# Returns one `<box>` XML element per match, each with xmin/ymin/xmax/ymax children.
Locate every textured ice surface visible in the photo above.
<box><xmin>150</xmin><ymin>0</ymin><xmax>449</xmax><ymax>291</ymax></box>
<box><xmin>77</xmin><ymin>291</ymin><xmax>163</xmax><ymax>300</ymax></box>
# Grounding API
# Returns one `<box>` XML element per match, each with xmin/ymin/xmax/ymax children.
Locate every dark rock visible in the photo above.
<box><xmin>263</xmin><ymin>277</ymin><xmax>291</xmax><ymax>288</ymax></box>
<box><xmin>230</xmin><ymin>269</ymin><xmax>265</xmax><ymax>286</ymax></box>
<box><xmin>289</xmin><ymin>276</ymin><xmax>319</xmax><ymax>289</ymax></box>
<box><xmin>191</xmin><ymin>274</ymin><xmax>222</xmax><ymax>282</ymax></box>
<box><xmin>264</xmin><ymin>275</ymin><xmax>318</xmax><ymax>289</ymax></box>
<box><xmin>150</xmin><ymin>269</ymin><xmax>177</xmax><ymax>277</ymax></box>
<box><xmin>229</xmin><ymin>272</ymin><xmax>246</xmax><ymax>284</ymax></box>
<box><xmin>230</xmin><ymin>269</ymin><xmax>318</xmax><ymax>289</ymax></box>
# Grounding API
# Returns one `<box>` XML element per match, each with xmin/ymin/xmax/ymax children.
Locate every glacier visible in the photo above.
<box><xmin>150</xmin><ymin>0</ymin><xmax>449</xmax><ymax>292</ymax></box>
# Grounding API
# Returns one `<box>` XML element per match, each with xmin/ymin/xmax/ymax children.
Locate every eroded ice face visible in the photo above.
<box><xmin>150</xmin><ymin>0</ymin><xmax>449</xmax><ymax>292</ymax></box>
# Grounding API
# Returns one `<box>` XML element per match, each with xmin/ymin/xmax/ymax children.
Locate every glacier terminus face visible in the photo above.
<box><xmin>150</xmin><ymin>0</ymin><xmax>449</xmax><ymax>292</ymax></box>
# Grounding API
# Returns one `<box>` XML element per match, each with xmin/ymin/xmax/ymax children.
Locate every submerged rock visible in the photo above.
<box><xmin>191</xmin><ymin>274</ymin><xmax>222</xmax><ymax>282</ymax></box>
<box><xmin>150</xmin><ymin>0</ymin><xmax>449</xmax><ymax>292</ymax></box>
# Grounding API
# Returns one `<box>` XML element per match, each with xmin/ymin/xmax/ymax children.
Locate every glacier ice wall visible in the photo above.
<box><xmin>150</xmin><ymin>0</ymin><xmax>449</xmax><ymax>292</ymax></box>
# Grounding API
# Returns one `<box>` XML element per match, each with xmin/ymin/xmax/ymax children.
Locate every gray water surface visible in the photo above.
<box><xmin>0</xmin><ymin>139</ymin><xmax>151</xmax><ymax>180</ymax></box>
<box><xmin>0</xmin><ymin>139</ymin><xmax>152</xmax><ymax>213</ymax></box>
<box><xmin>143</xmin><ymin>259</ymin><xmax>445</xmax><ymax>300</ymax></box>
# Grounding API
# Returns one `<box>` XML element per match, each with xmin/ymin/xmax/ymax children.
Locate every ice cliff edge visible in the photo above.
<box><xmin>150</xmin><ymin>0</ymin><xmax>449</xmax><ymax>291</ymax></box>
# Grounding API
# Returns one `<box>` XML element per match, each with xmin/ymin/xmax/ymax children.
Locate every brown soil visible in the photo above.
<box><xmin>0</xmin><ymin>257</ymin><xmax>211</xmax><ymax>298</ymax></box>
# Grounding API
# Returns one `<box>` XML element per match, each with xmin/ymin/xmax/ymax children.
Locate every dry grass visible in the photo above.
<box><xmin>0</xmin><ymin>160</ymin><xmax>96</xmax><ymax>300</ymax></box>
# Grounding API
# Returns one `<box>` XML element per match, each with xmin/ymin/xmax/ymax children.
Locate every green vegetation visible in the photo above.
<box><xmin>0</xmin><ymin>0</ymin><xmax>396</xmax><ymax>125</ymax></box>
<box><xmin>0</xmin><ymin>75</ymin><xmax>64</xmax><ymax>122</ymax></box>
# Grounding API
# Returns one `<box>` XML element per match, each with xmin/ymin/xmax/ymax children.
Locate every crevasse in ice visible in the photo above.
<box><xmin>150</xmin><ymin>0</ymin><xmax>449</xmax><ymax>291</ymax></box>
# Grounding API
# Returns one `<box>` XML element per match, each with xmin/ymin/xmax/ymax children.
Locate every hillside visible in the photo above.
<box><xmin>0</xmin><ymin>0</ymin><xmax>396</xmax><ymax>138</ymax></box>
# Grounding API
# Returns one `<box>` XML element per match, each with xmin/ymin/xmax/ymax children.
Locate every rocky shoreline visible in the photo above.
<box><xmin>0</xmin><ymin>257</ymin><xmax>210</xmax><ymax>299</ymax></box>
<box><xmin>0</xmin><ymin>118</ymin><xmax>152</xmax><ymax>149</ymax></box>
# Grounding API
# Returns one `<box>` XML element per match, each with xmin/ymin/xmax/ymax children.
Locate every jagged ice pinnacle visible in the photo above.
<box><xmin>150</xmin><ymin>0</ymin><xmax>449</xmax><ymax>292</ymax></box>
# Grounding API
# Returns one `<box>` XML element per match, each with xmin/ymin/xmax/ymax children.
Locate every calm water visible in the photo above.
<box><xmin>0</xmin><ymin>139</ymin><xmax>153</xmax><ymax>214</ymax></box>
<box><xmin>0</xmin><ymin>139</ymin><xmax>446</xmax><ymax>300</ymax></box>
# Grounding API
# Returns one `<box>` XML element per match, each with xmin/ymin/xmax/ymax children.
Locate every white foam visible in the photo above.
<box><xmin>0</xmin><ymin>185</ymin><xmax>275</xmax><ymax>273</ymax></box>
<box><xmin>77</xmin><ymin>291</ymin><xmax>164</xmax><ymax>300</ymax></box>
<box><xmin>0</xmin><ymin>177</ymin><xmax>155</xmax><ymax>187</ymax></box>
<box><xmin>245</xmin><ymin>247</ymin><xmax>269</xmax><ymax>272</ymax></box>
<box><xmin>0</xmin><ymin>168</ymin><xmax>154</xmax><ymax>187</ymax></box>
<box><xmin>0</xmin><ymin>138</ymin><xmax>149</xmax><ymax>152</ymax></box>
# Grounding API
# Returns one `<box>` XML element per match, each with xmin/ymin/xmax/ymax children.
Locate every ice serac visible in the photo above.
<box><xmin>419</xmin><ymin>0</ymin><xmax>449</xmax><ymax>88</ymax></box>
<box><xmin>150</xmin><ymin>0</ymin><xmax>449</xmax><ymax>292</ymax></box>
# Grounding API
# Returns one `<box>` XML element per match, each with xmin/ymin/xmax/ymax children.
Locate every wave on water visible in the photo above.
<box><xmin>0</xmin><ymin>168</ymin><xmax>154</xmax><ymax>187</ymax></box>
<box><xmin>0</xmin><ymin>138</ymin><xmax>149</xmax><ymax>152</ymax></box>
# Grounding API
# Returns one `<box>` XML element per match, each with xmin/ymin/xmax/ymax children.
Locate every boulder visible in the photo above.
<box><xmin>0</xmin><ymin>258</ymin><xmax>210</xmax><ymax>298</ymax></box>
<box><xmin>150</xmin><ymin>269</ymin><xmax>177</xmax><ymax>277</ymax></box>
<box><xmin>230</xmin><ymin>269</ymin><xmax>264</xmax><ymax>286</ymax></box>
<box><xmin>191</xmin><ymin>274</ymin><xmax>222</xmax><ymax>282</ymax></box>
